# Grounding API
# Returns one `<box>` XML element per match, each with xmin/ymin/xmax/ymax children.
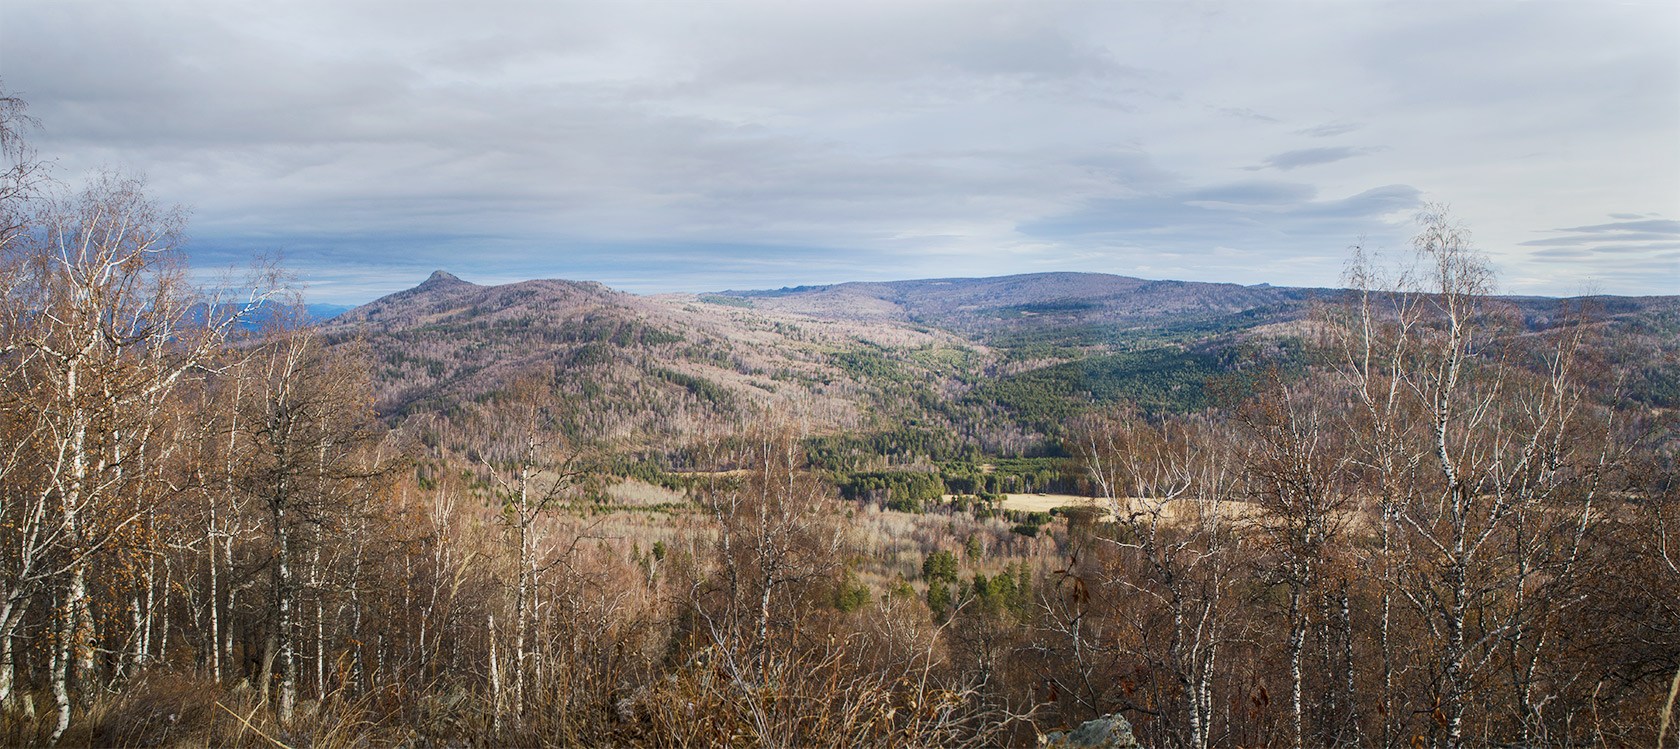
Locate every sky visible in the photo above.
<box><xmin>2</xmin><ymin>0</ymin><xmax>1676</xmax><ymax>304</ymax></box>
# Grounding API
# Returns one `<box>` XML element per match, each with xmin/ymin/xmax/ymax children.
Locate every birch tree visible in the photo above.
<box><xmin>1</xmin><ymin>173</ymin><xmax>268</xmax><ymax>742</ymax></box>
<box><xmin>1323</xmin><ymin>207</ymin><xmax>1614</xmax><ymax>747</ymax></box>
<box><xmin>236</xmin><ymin>324</ymin><xmax>394</xmax><ymax>722</ymax></box>
<box><xmin>475</xmin><ymin>375</ymin><xmax>592</xmax><ymax>725</ymax></box>
<box><xmin>1067</xmin><ymin>410</ymin><xmax>1245</xmax><ymax>749</ymax></box>
<box><xmin>1230</xmin><ymin>373</ymin><xmax>1355</xmax><ymax>749</ymax></box>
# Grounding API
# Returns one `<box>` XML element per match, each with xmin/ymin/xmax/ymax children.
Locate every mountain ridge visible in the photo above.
<box><xmin>361</xmin><ymin>269</ymin><xmax>1673</xmax><ymax>316</ymax></box>
<box><xmin>321</xmin><ymin>269</ymin><xmax>1680</xmax><ymax>450</ymax></box>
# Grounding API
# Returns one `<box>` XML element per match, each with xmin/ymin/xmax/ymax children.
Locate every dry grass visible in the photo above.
<box><xmin>0</xmin><ymin>674</ymin><xmax>431</xmax><ymax>748</ymax></box>
<box><xmin>990</xmin><ymin>493</ymin><xmax>1097</xmax><ymax>513</ymax></box>
<box><xmin>603</xmin><ymin>478</ymin><xmax>686</xmax><ymax>506</ymax></box>
<box><xmin>968</xmin><ymin>493</ymin><xmax>1263</xmax><ymax>524</ymax></box>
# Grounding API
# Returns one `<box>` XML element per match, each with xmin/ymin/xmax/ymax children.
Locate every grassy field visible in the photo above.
<box><xmin>952</xmin><ymin>492</ymin><xmax>1261</xmax><ymax>524</ymax></box>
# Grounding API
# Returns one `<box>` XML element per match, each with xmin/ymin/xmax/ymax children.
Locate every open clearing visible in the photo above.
<box><xmin>948</xmin><ymin>493</ymin><xmax>1262</xmax><ymax>523</ymax></box>
<box><xmin>993</xmin><ymin>493</ymin><xmax>1097</xmax><ymax>513</ymax></box>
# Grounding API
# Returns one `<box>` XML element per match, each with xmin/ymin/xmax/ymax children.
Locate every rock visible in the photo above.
<box><xmin>1038</xmin><ymin>712</ymin><xmax>1140</xmax><ymax>748</ymax></box>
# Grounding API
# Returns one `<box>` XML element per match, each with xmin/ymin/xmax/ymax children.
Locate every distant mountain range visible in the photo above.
<box><xmin>717</xmin><ymin>270</ymin><xmax>1676</xmax><ymax>331</ymax></box>
<box><xmin>322</xmin><ymin>270</ymin><xmax>1680</xmax><ymax>453</ymax></box>
<box><xmin>720</xmin><ymin>272</ymin><xmax>1324</xmax><ymax>321</ymax></box>
<box><xmin>306</xmin><ymin>303</ymin><xmax>356</xmax><ymax>321</ymax></box>
<box><xmin>710</xmin><ymin>272</ymin><xmax>1333</xmax><ymax>353</ymax></box>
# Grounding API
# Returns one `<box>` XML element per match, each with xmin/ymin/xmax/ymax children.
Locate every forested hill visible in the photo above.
<box><xmin>717</xmin><ymin>271</ymin><xmax>1680</xmax><ymax>346</ymax></box>
<box><xmin>321</xmin><ymin>270</ymin><xmax>1326</xmax><ymax>427</ymax></box>
<box><xmin>322</xmin><ymin>269</ymin><xmax>1680</xmax><ymax>454</ymax></box>
<box><xmin>719</xmin><ymin>271</ymin><xmax>1325</xmax><ymax>323</ymax></box>
<box><xmin>328</xmin><ymin>270</ymin><xmax>620</xmax><ymax>330</ymax></box>
<box><xmin>320</xmin><ymin>268</ymin><xmax>989</xmax><ymax>447</ymax></box>
<box><xmin>711</xmin><ymin>272</ymin><xmax>1323</xmax><ymax>346</ymax></box>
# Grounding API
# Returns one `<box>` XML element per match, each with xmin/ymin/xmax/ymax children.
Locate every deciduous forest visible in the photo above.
<box><xmin>1</xmin><ymin>88</ymin><xmax>1676</xmax><ymax>749</ymax></box>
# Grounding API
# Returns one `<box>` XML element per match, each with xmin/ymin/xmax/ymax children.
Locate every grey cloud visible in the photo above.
<box><xmin>1020</xmin><ymin>183</ymin><xmax>1422</xmax><ymax>258</ymax></box>
<box><xmin>1523</xmin><ymin>254</ymin><xmax>1680</xmax><ymax>291</ymax></box>
<box><xmin>3</xmin><ymin>0</ymin><xmax>1673</xmax><ymax>301</ymax></box>
<box><xmin>1295</xmin><ymin>122</ymin><xmax>1363</xmax><ymax>138</ymax></box>
<box><xmin>1520</xmin><ymin>218</ymin><xmax>1680</xmax><ymax>257</ymax></box>
<box><xmin>1294</xmin><ymin>185</ymin><xmax>1423</xmax><ymax>219</ymax></box>
<box><xmin>690</xmin><ymin>5</ymin><xmax>1133</xmax><ymax>90</ymax></box>
<box><xmin>1216</xmin><ymin>107</ymin><xmax>1280</xmax><ymax>123</ymax></box>
<box><xmin>1578</xmin><ymin>243</ymin><xmax>1680</xmax><ymax>254</ymax></box>
<box><xmin>1190</xmin><ymin>181</ymin><xmax>1317</xmax><ymax>205</ymax></box>
<box><xmin>1521</xmin><ymin>233</ymin><xmax>1679</xmax><ymax>247</ymax></box>
<box><xmin>1519</xmin><ymin>212</ymin><xmax>1680</xmax><ymax>291</ymax></box>
<box><xmin>1530</xmin><ymin>248</ymin><xmax>1592</xmax><ymax>260</ymax></box>
<box><xmin>1554</xmin><ymin>219</ymin><xmax>1680</xmax><ymax>234</ymax></box>
<box><xmin>1522</xmin><ymin>242</ymin><xmax>1679</xmax><ymax>257</ymax></box>
<box><xmin>1352</xmin><ymin>3</ymin><xmax>1677</xmax><ymax>121</ymax></box>
<box><xmin>1256</xmin><ymin>146</ymin><xmax>1380</xmax><ymax>171</ymax></box>
<box><xmin>1514</xmin><ymin>260</ymin><xmax>1679</xmax><ymax>297</ymax></box>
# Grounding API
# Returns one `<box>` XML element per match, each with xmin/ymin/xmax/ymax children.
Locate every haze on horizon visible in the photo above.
<box><xmin>1</xmin><ymin>0</ymin><xmax>1675</xmax><ymax>305</ymax></box>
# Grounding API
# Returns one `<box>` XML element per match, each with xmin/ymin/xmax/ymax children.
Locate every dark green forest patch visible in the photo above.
<box><xmin>965</xmin><ymin>347</ymin><xmax>1224</xmax><ymax>426</ymax></box>
<box><xmin>699</xmin><ymin>294</ymin><xmax>754</xmax><ymax>308</ymax></box>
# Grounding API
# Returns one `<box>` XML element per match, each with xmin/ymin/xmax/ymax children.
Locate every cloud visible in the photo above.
<box><xmin>1216</xmin><ymin>106</ymin><xmax>1280</xmax><ymax>123</ymax></box>
<box><xmin>1251</xmin><ymin>146</ymin><xmax>1382</xmax><ymax>171</ymax></box>
<box><xmin>1519</xmin><ymin>214</ymin><xmax>1680</xmax><ymax>292</ymax></box>
<box><xmin>1521</xmin><ymin>234</ymin><xmax>1679</xmax><ymax>247</ymax></box>
<box><xmin>1553</xmin><ymin>219</ymin><xmax>1680</xmax><ymax>235</ymax></box>
<box><xmin>1190</xmin><ymin>181</ymin><xmax>1318</xmax><ymax>205</ymax></box>
<box><xmin>1020</xmin><ymin>183</ymin><xmax>1422</xmax><ymax>256</ymax></box>
<box><xmin>1295</xmin><ymin>122</ymin><xmax>1364</xmax><ymax>138</ymax></box>
<box><xmin>1</xmin><ymin>0</ymin><xmax>1674</xmax><ymax>301</ymax></box>
<box><xmin>1529</xmin><ymin>248</ymin><xmax>1592</xmax><ymax>260</ymax></box>
<box><xmin>1520</xmin><ymin>217</ymin><xmax>1680</xmax><ymax>252</ymax></box>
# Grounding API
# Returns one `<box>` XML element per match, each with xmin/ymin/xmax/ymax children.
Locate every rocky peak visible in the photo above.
<box><xmin>416</xmin><ymin>270</ymin><xmax>472</xmax><ymax>291</ymax></box>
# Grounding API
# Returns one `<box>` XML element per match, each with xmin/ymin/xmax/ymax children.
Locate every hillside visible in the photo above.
<box><xmin>325</xmin><ymin>270</ymin><xmax>1680</xmax><ymax>457</ymax></box>
<box><xmin>322</xmin><ymin>270</ymin><xmax>995</xmax><ymax>451</ymax></box>
<box><xmin>713</xmin><ymin>272</ymin><xmax>1326</xmax><ymax>355</ymax></box>
<box><xmin>721</xmin><ymin>272</ymin><xmax>1320</xmax><ymax>322</ymax></box>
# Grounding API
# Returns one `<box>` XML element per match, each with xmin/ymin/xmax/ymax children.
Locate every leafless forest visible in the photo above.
<box><xmin>1</xmin><ymin>90</ymin><xmax>1677</xmax><ymax>748</ymax></box>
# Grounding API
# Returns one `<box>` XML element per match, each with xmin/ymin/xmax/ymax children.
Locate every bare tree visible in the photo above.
<box><xmin>1315</xmin><ymin>206</ymin><xmax>1618</xmax><ymax>747</ymax></box>
<box><xmin>472</xmin><ymin>374</ymin><xmax>594</xmax><ymax>726</ymax></box>
<box><xmin>1321</xmin><ymin>242</ymin><xmax>1431</xmax><ymax>747</ymax></box>
<box><xmin>1064</xmin><ymin>410</ymin><xmax>1246</xmax><ymax>749</ymax></box>
<box><xmin>236</xmin><ymin>323</ymin><xmax>396</xmax><ymax>722</ymax></box>
<box><xmin>0</xmin><ymin>82</ymin><xmax>45</xmax><ymax>249</ymax></box>
<box><xmin>679</xmin><ymin>424</ymin><xmax>853</xmax><ymax>747</ymax></box>
<box><xmin>1229</xmin><ymin>372</ymin><xmax>1356</xmax><ymax>749</ymax></box>
<box><xmin>0</xmin><ymin>172</ymin><xmax>268</xmax><ymax>742</ymax></box>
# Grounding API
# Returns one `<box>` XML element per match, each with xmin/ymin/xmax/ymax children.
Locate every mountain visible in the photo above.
<box><xmin>329</xmin><ymin>270</ymin><xmax>618</xmax><ymax>332</ymax></box>
<box><xmin>321</xmin><ymin>270</ymin><xmax>983</xmax><ymax>450</ymax></box>
<box><xmin>712</xmin><ymin>272</ymin><xmax>1332</xmax><ymax>356</ymax></box>
<box><xmin>306</xmin><ymin>303</ymin><xmax>355</xmax><ymax>322</ymax></box>
<box><xmin>722</xmin><ymin>272</ymin><xmax>1323</xmax><ymax>322</ymax></box>
<box><xmin>324</xmin><ymin>270</ymin><xmax>1680</xmax><ymax>455</ymax></box>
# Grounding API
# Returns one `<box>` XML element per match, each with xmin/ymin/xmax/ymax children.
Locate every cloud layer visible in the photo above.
<box><xmin>2</xmin><ymin>0</ymin><xmax>1674</xmax><ymax>302</ymax></box>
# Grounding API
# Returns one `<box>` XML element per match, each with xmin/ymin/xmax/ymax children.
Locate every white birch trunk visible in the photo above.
<box><xmin>313</xmin><ymin>545</ymin><xmax>324</xmax><ymax>699</ymax></box>
<box><xmin>488</xmin><ymin>612</ymin><xmax>502</xmax><ymax>734</ymax></box>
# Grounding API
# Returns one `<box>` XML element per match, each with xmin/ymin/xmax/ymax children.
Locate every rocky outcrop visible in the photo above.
<box><xmin>1038</xmin><ymin>713</ymin><xmax>1140</xmax><ymax>748</ymax></box>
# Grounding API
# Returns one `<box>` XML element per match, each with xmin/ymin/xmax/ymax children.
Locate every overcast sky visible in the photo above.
<box><xmin>2</xmin><ymin>1</ymin><xmax>1676</xmax><ymax>304</ymax></box>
